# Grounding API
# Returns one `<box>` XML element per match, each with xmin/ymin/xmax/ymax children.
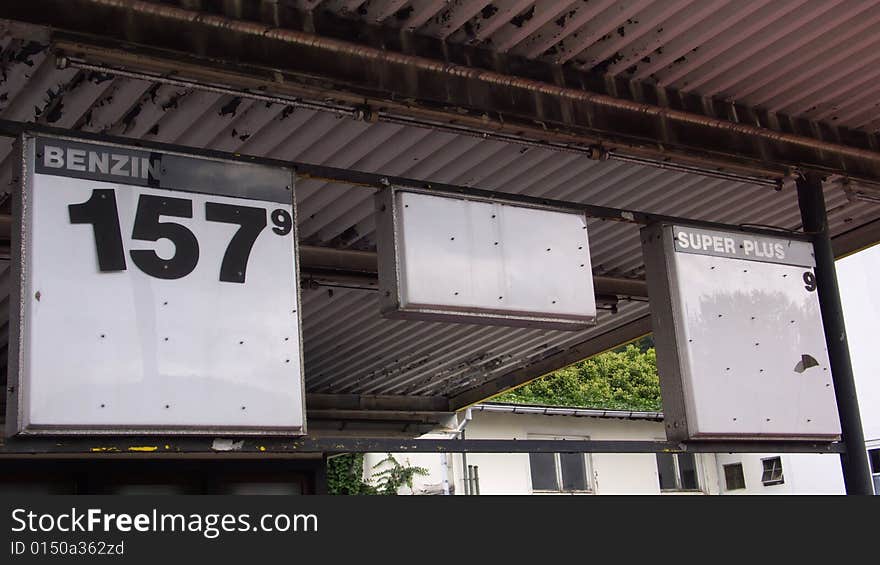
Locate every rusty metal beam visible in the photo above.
<box><xmin>0</xmin><ymin>435</ymin><xmax>845</xmax><ymax>455</ymax></box>
<box><xmin>306</xmin><ymin>393</ymin><xmax>448</xmax><ymax>412</ymax></box>
<box><xmin>1</xmin><ymin>1</ymin><xmax>880</xmax><ymax>184</ymax></box>
<box><xmin>0</xmin><ymin>214</ymin><xmax>648</xmax><ymax>298</ymax></box>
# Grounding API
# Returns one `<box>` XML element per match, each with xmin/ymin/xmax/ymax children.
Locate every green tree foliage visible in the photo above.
<box><xmin>327</xmin><ymin>453</ymin><xmax>430</xmax><ymax>495</ymax></box>
<box><xmin>327</xmin><ymin>453</ymin><xmax>376</xmax><ymax>495</ymax></box>
<box><xmin>493</xmin><ymin>339</ymin><xmax>662</xmax><ymax>411</ymax></box>
<box><xmin>370</xmin><ymin>454</ymin><xmax>430</xmax><ymax>495</ymax></box>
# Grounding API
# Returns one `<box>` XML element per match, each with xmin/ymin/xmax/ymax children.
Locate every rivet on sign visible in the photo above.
<box><xmin>165</xmin><ymin>404</ymin><xmax>170</xmax><ymax>409</ymax></box>
<box><xmin>239</xmin><ymin>340</ymin><xmax>244</xmax><ymax>345</ymax></box>
<box><xmin>546</xmin><ymin>248</ymin><xmax>551</xmax><ymax>252</ymax></box>
<box><xmin>164</xmin><ymin>337</ymin><xmax>169</xmax><ymax>342</ymax></box>
<box><xmin>807</xmin><ymin>419</ymin><xmax>812</xmax><ymax>422</ymax></box>
<box><xmin>759</xmin><ymin>369</ymin><xmax>764</xmax><ymax>373</ymax></box>
<box><xmin>718</xmin><ymin>314</ymin><xmax>723</xmax><ymax>318</ymax></box>
<box><xmin>241</xmin><ymin>406</ymin><xmax>246</xmax><ymax>410</ymax></box>
<box><xmin>552</xmin><ymin>300</ymin><xmax>557</xmax><ymax>304</ymax></box>
<box><xmin>100</xmin><ymin>404</ymin><xmax>106</xmax><ymax>408</ymax></box>
<box><xmin>494</xmin><ymin>242</ymin><xmax>498</xmax><ymax>245</ymax></box>
<box><xmin>491</xmin><ymin>214</ymin><xmax>496</xmax><ymax>218</ymax></box>
<box><xmin>34</xmin><ymin>291</ymin><xmax>41</xmax><ymax>301</ymax></box>
<box><xmin>766</xmin><ymin>418</ymin><xmax>771</xmax><ymax>422</ymax></box>
<box><xmin>755</xmin><ymin>342</ymin><xmax>760</xmax><ymax>346</ymax></box>
<box><xmin>733</xmin><ymin>418</ymin><xmax>737</xmax><ymax>421</ymax></box>
<box><xmin>578</xmin><ymin>246</ymin><xmax>583</xmax><ymax>250</ymax></box>
<box><xmin>450</xmin><ymin>237</ymin><xmax>455</xmax><ymax>241</ymax></box>
<box><xmin>580</xmin><ymin>264</ymin><xmax>584</xmax><ymax>267</ymax></box>
<box><xmin>163</xmin><ymin>301</ymin><xmax>168</xmax><ymax>306</ymax></box>
<box><xmin>498</xmin><ymin>296</ymin><xmax>503</xmax><ymax>300</ymax></box>
<box><xmin>285</xmin><ymin>359</ymin><xmax>290</xmax><ymax>363</ymax></box>
<box><xmin>454</xmin><ymin>292</ymin><xmax>459</xmax><ymax>296</ymax></box>
<box><xmin>284</xmin><ymin>337</ymin><xmax>289</xmax><ymax>341</ymax></box>
<box><xmin>100</xmin><ymin>334</ymin><xmax>106</xmax><ymax>338</ymax></box>
<box><xmin>726</xmin><ymin>367</ymin><xmax>730</xmax><ymax>371</ymax></box>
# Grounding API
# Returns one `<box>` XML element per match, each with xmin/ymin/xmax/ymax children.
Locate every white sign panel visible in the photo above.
<box><xmin>375</xmin><ymin>188</ymin><xmax>596</xmax><ymax>330</ymax></box>
<box><xmin>642</xmin><ymin>224</ymin><xmax>840</xmax><ymax>441</ymax></box>
<box><xmin>7</xmin><ymin>135</ymin><xmax>306</xmax><ymax>435</ymax></box>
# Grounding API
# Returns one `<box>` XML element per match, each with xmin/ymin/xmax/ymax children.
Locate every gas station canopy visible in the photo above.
<box><xmin>1</xmin><ymin>0</ymin><xmax>879</xmax><ymax>438</ymax></box>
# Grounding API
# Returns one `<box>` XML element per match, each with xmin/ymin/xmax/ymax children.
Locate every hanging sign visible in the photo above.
<box><xmin>6</xmin><ymin>134</ymin><xmax>306</xmax><ymax>435</ymax></box>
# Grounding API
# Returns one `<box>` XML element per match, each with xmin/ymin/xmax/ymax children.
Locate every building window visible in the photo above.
<box><xmin>868</xmin><ymin>448</ymin><xmax>880</xmax><ymax>495</ymax></box>
<box><xmin>761</xmin><ymin>457</ymin><xmax>785</xmax><ymax>486</ymax></box>
<box><xmin>529</xmin><ymin>448</ymin><xmax>592</xmax><ymax>493</ymax></box>
<box><xmin>723</xmin><ymin>463</ymin><xmax>746</xmax><ymax>491</ymax></box>
<box><xmin>656</xmin><ymin>453</ymin><xmax>700</xmax><ymax>491</ymax></box>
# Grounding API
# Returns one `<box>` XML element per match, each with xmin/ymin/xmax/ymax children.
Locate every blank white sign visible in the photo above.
<box><xmin>644</xmin><ymin>224</ymin><xmax>840</xmax><ymax>441</ymax></box>
<box><xmin>10</xmin><ymin>136</ymin><xmax>305</xmax><ymax>434</ymax></box>
<box><xmin>377</xmin><ymin>189</ymin><xmax>596</xmax><ymax>329</ymax></box>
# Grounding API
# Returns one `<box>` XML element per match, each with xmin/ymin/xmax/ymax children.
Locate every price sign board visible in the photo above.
<box><xmin>375</xmin><ymin>187</ymin><xmax>596</xmax><ymax>330</ymax></box>
<box><xmin>642</xmin><ymin>224</ymin><xmax>840</xmax><ymax>441</ymax></box>
<box><xmin>6</xmin><ymin>134</ymin><xmax>305</xmax><ymax>435</ymax></box>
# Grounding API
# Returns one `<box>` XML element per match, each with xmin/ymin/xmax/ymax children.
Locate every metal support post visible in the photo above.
<box><xmin>796</xmin><ymin>172</ymin><xmax>874</xmax><ymax>495</ymax></box>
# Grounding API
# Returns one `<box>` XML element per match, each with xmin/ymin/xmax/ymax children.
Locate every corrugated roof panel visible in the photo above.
<box><xmin>302</xmin><ymin>0</ymin><xmax>880</xmax><ymax>132</ymax></box>
<box><xmin>0</xmin><ymin>31</ymin><xmax>877</xmax><ymax>399</ymax></box>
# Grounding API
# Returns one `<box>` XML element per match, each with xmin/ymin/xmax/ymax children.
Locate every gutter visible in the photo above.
<box><xmin>474</xmin><ymin>403</ymin><xmax>664</xmax><ymax>422</ymax></box>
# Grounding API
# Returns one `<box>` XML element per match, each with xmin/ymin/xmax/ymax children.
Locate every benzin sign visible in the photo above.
<box><xmin>40</xmin><ymin>142</ymin><xmax>161</xmax><ymax>181</ymax></box>
<box><xmin>6</xmin><ymin>134</ymin><xmax>306</xmax><ymax>435</ymax></box>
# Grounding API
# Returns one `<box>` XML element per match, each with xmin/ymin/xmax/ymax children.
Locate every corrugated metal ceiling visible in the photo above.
<box><xmin>0</xmin><ymin>19</ymin><xmax>877</xmax><ymax>400</ymax></box>
<box><xmin>302</xmin><ymin>0</ymin><xmax>880</xmax><ymax>133</ymax></box>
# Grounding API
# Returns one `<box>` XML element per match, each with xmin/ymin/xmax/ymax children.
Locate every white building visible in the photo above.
<box><xmin>364</xmin><ymin>403</ymin><xmax>846</xmax><ymax>495</ymax></box>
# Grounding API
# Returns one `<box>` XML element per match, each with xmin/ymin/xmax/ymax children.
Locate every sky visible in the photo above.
<box><xmin>837</xmin><ymin>243</ymin><xmax>880</xmax><ymax>442</ymax></box>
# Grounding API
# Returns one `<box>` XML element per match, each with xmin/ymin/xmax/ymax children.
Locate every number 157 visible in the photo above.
<box><xmin>68</xmin><ymin>188</ymin><xmax>293</xmax><ymax>283</ymax></box>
